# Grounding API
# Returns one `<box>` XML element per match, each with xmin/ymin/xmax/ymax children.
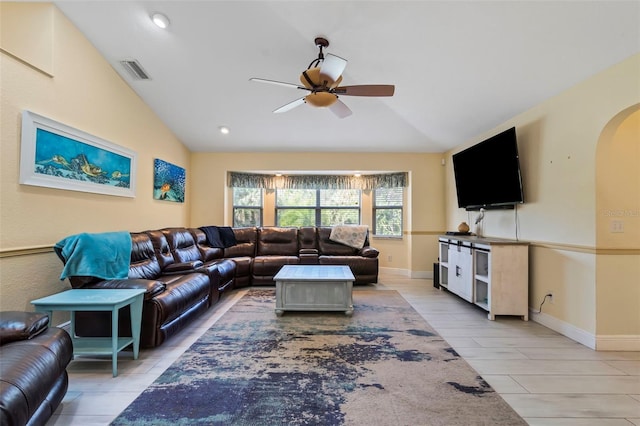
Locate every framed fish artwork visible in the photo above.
<box><xmin>153</xmin><ymin>159</ymin><xmax>185</xmax><ymax>203</ymax></box>
<box><xmin>19</xmin><ymin>111</ymin><xmax>137</xmax><ymax>197</ymax></box>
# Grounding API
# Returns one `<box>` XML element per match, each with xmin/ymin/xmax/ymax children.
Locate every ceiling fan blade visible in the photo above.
<box><xmin>250</xmin><ymin>78</ymin><xmax>307</xmax><ymax>90</ymax></box>
<box><xmin>328</xmin><ymin>99</ymin><xmax>353</xmax><ymax>119</ymax></box>
<box><xmin>333</xmin><ymin>85</ymin><xmax>395</xmax><ymax>97</ymax></box>
<box><xmin>319</xmin><ymin>53</ymin><xmax>347</xmax><ymax>83</ymax></box>
<box><xmin>273</xmin><ymin>98</ymin><xmax>306</xmax><ymax>114</ymax></box>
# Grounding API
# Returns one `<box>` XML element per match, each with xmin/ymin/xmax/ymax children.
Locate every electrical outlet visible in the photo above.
<box><xmin>610</xmin><ymin>219</ymin><xmax>624</xmax><ymax>233</ymax></box>
<box><xmin>387</xmin><ymin>255</ymin><xmax>392</xmax><ymax>262</ymax></box>
<box><xmin>546</xmin><ymin>291</ymin><xmax>554</xmax><ymax>304</ymax></box>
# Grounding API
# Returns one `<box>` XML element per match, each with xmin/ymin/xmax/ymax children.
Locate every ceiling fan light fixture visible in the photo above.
<box><xmin>151</xmin><ymin>12</ymin><xmax>170</xmax><ymax>29</ymax></box>
<box><xmin>300</xmin><ymin>67</ymin><xmax>342</xmax><ymax>89</ymax></box>
<box><xmin>305</xmin><ymin>92</ymin><xmax>338</xmax><ymax>108</ymax></box>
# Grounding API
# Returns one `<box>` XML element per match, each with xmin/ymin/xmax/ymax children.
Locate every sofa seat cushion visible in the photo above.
<box><xmin>0</xmin><ymin>311</ymin><xmax>49</xmax><ymax>344</ymax></box>
<box><xmin>318</xmin><ymin>255</ymin><xmax>378</xmax><ymax>276</ymax></box>
<box><xmin>252</xmin><ymin>256</ymin><xmax>300</xmax><ymax>277</ymax></box>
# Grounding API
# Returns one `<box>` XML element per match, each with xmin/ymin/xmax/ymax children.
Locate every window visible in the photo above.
<box><xmin>276</xmin><ymin>189</ymin><xmax>361</xmax><ymax>227</ymax></box>
<box><xmin>373</xmin><ymin>187</ymin><xmax>403</xmax><ymax>237</ymax></box>
<box><xmin>233</xmin><ymin>188</ymin><xmax>263</xmax><ymax>227</ymax></box>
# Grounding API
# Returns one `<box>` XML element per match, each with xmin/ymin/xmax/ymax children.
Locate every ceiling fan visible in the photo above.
<box><xmin>250</xmin><ymin>37</ymin><xmax>395</xmax><ymax>118</ymax></box>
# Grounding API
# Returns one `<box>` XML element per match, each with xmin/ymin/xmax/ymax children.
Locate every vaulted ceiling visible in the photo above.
<box><xmin>55</xmin><ymin>1</ymin><xmax>639</xmax><ymax>153</ymax></box>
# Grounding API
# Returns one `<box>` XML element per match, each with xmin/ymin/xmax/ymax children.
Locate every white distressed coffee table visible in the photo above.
<box><xmin>273</xmin><ymin>265</ymin><xmax>355</xmax><ymax>316</ymax></box>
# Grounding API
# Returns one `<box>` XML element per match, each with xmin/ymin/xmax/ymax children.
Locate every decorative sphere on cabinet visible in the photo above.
<box><xmin>458</xmin><ymin>222</ymin><xmax>470</xmax><ymax>233</ymax></box>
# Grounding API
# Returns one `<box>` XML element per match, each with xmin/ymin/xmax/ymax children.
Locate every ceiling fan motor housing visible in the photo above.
<box><xmin>299</xmin><ymin>67</ymin><xmax>341</xmax><ymax>107</ymax></box>
<box><xmin>299</xmin><ymin>67</ymin><xmax>343</xmax><ymax>90</ymax></box>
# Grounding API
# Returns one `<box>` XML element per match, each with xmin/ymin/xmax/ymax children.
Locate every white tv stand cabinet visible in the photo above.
<box><xmin>438</xmin><ymin>235</ymin><xmax>529</xmax><ymax>321</ymax></box>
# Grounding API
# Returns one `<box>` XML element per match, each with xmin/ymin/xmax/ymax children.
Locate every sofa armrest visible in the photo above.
<box><xmin>163</xmin><ymin>261</ymin><xmax>204</xmax><ymax>275</ymax></box>
<box><xmin>0</xmin><ymin>311</ymin><xmax>50</xmax><ymax>344</ymax></box>
<box><xmin>83</xmin><ymin>278</ymin><xmax>166</xmax><ymax>299</ymax></box>
<box><xmin>299</xmin><ymin>248</ymin><xmax>319</xmax><ymax>255</ymax></box>
<box><xmin>359</xmin><ymin>246</ymin><xmax>379</xmax><ymax>258</ymax></box>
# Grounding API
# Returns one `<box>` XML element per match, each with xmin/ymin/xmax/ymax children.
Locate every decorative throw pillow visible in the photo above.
<box><xmin>329</xmin><ymin>225</ymin><xmax>368</xmax><ymax>249</ymax></box>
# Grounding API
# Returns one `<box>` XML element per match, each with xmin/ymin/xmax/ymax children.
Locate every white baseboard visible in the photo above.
<box><xmin>530</xmin><ymin>309</ymin><xmax>596</xmax><ymax>350</ymax></box>
<box><xmin>530</xmin><ymin>310</ymin><xmax>640</xmax><ymax>351</ymax></box>
<box><xmin>379</xmin><ymin>267</ymin><xmax>433</xmax><ymax>280</ymax></box>
<box><xmin>411</xmin><ymin>270</ymin><xmax>432</xmax><ymax>279</ymax></box>
<box><xmin>596</xmin><ymin>335</ymin><xmax>640</xmax><ymax>351</ymax></box>
<box><xmin>379</xmin><ymin>266</ymin><xmax>410</xmax><ymax>276</ymax></box>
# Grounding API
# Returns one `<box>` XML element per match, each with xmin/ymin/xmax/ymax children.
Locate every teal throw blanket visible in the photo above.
<box><xmin>54</xmin><ymin>231</ymin><xmax>132</xmax><ymax>280</ymax></box>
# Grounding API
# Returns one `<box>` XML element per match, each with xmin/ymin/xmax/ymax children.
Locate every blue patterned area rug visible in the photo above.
<box><xmin>111</xmin><ymin>289</ymin><xmax>526</xmax><ymax>425</ymax></box>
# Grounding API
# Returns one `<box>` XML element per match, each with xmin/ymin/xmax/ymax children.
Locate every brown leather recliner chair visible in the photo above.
<box><xmin>0</xmin><ymin>311</ymin><xmax>73</xmax><ymax>426</ymax></box>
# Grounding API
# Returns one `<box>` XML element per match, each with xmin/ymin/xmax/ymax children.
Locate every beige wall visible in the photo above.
<box><xmin>595</xmin><ymin>106</ymin><xmax>640</xmax><ymax>343</ymax></box>
<box><xmin>444</xmin><ymin>54</ymin><xmax>640</xmax><ymax>349</ymax></box>
<box><xmin>190</xmin><ymin>152</ymin><xmax>445</xmax><ymax>276</ymax></box>
<box><xmin>0</xmin><ymin>4</ymin><xmax>191</xmax><ymax>312</ymax></box>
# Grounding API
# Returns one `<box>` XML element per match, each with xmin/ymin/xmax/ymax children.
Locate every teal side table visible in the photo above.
<box><xmin>31</xmin><ymin>288</ymin><xmax>146</xmax><ymax>377</ymax></box>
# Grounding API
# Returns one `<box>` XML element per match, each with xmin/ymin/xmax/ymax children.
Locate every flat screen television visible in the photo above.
<box><xmin>452</xmin><ymin>127</ymin><xmax>524</xmax><ymax>210</ymax></box>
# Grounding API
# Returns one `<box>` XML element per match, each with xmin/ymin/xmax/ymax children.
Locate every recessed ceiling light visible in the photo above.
<box><xmin>151</xmin><ymin>13</ymin><xmax>170</xmax><ymax>29</ymax></box>
<box><xmin>219</xmin><ymin>126</ymin><xmax>230</xmax><ymax>135</ymax></box>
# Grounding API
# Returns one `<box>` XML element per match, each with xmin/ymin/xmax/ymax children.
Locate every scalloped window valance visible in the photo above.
<box><xmin>229</xmin><ymin>172</ymin><xmax>407</xmax><ymax>190</ymax></box>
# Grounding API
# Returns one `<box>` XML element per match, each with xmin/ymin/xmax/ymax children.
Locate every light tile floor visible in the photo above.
<box><xmin>49</xmin><ymin>272</ymin><xmax>640</xmax><ymax>425</ymax></box>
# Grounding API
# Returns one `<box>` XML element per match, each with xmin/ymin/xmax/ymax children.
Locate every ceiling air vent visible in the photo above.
<box><xmin>119</xmin><ymin>59</ymin><xmax>151</xmax><ymax>80</ymax></box>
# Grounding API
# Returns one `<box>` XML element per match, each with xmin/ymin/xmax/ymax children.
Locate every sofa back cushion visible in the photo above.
<box><xmin>317</xmin><ymin>227</ymin><xmax>361</xmax><ymax>256</ymax></box>
<box><xmin>145</xmin><ymin>230</ymin><xmax>175</xmax><ymax>270</ymax></box>
<box><xmin>190</xmin><ymin>228</ymin><xmax>224</xmax><ymax>262</ymax></box>
<box><xmin>298</xmin><ymin>227</ymin><xmax>317</xmax><ymax>251</ymax></box>
<box><xmin>129</xmin><ymin>232</ymin><xmax>162</xmax><ymax>279</ymax></box>
<box><xmin>162</xmin><ymin>228</ymin><xmax>202</xmax><ymax>263</ymax></box>
<box><xmin>257</xmin><ymin>227</ymin><xmax>298</xmax><ymax>256</ymax></box>
<box><xmin>224</xmin><ymin>227</ymin><xmax>257</xmax><ymax>258</ymax></box>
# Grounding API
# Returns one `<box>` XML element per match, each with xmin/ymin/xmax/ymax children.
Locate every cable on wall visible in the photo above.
<box><xmin>514</xmin><ymin>204</ymin><xmax>521</xmax><ymax>241</ymax></box>
<box><xmin>532</xmin><ymin>293</ymin><xmax>553</xmax><ymax>314</ymax></box>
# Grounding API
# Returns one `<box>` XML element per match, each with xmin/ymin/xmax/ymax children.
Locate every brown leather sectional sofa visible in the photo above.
<box><xmin>64</xmin><ymin>226</ymin><xmax>379</xmax><ymax>348</ymax></box>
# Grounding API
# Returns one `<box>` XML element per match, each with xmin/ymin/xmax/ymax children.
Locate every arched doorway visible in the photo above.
<box><xmin>595</xmin><ymin>103</ymin><xmax>640</xmax><ymax>350</ymax></box>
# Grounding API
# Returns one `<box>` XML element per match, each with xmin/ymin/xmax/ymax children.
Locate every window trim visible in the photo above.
<box><xmin>275</xmin><ymin>188</ymin><xmax>362</xmax><ymax>227</ymax></box>
<box><xmin>372</xmin><ymin>187</ymin><xmax>403</xmax><ymax>238</ymax></box>
<box><xmin>232</xmin><ymin>188</ymin><xmax>264</xmax><ymax>227</ymax></box>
